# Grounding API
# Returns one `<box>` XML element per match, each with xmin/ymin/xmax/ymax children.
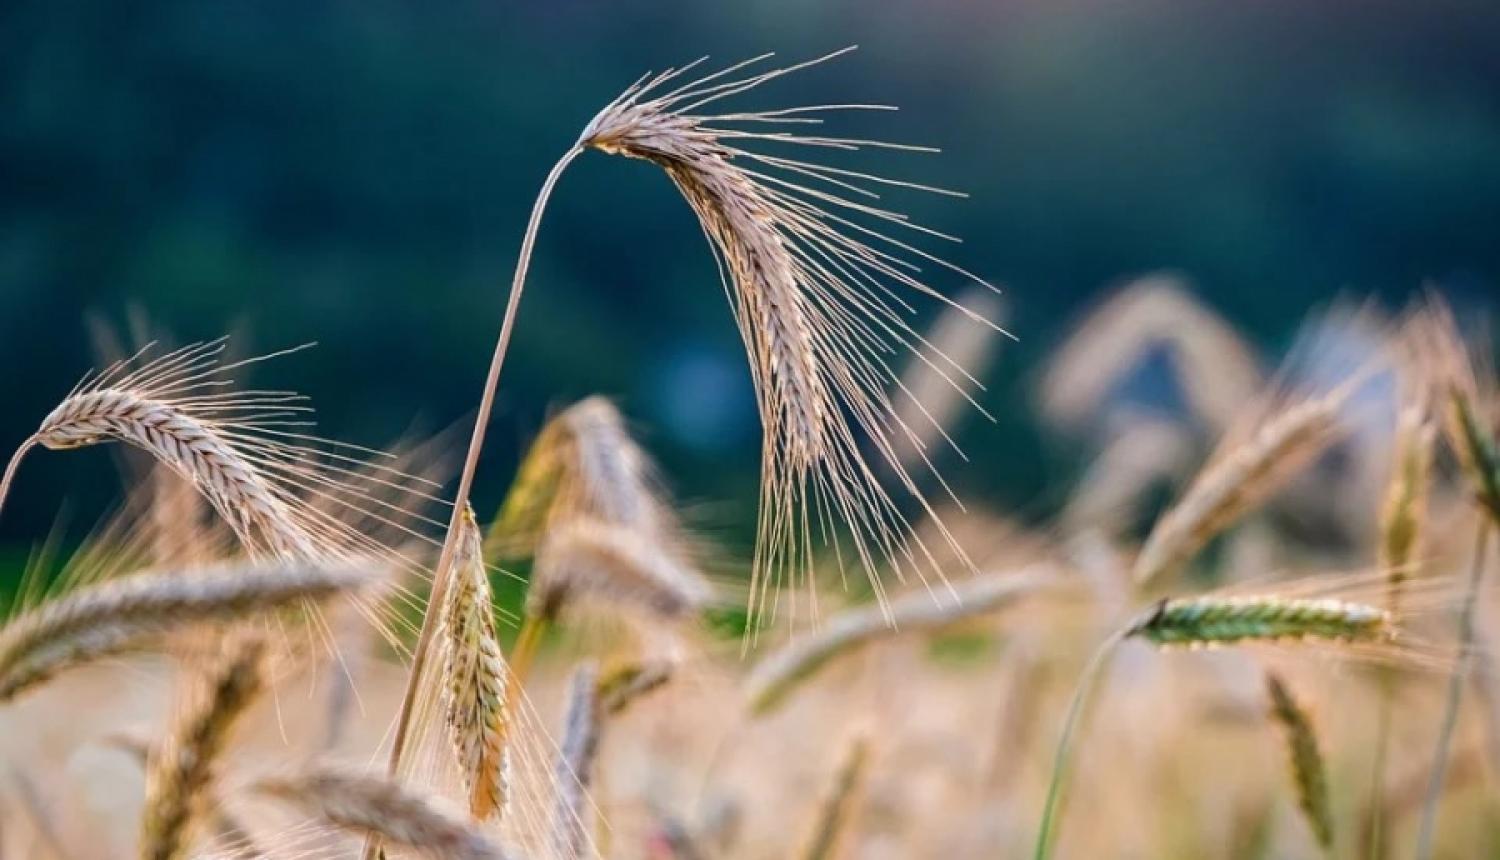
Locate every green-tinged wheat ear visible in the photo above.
<box><xmin>1267</xmin><ymin>673</ymin><xmax>1334</xmax><ymax>853</ymax></box>
<box><xmin>796</xmin><ymin>733</ymin><xmax>870</xmax><ymax>860</ymax></box>
<box><xmin>0</xmin><ymin>561</ymin><xmax>368</xmax><ymax>702</ymax></box>
<box><xmin>140</xmin><ymin>636</ymin><xmax>266</xmax><ymax>860</ymax></box>
<box><xmin>256</xmin><ymin>767</ymin><xmax>511</xmax><ymax>860</ymax></box>
<box><xmin>439</xmin><ymin>505</ymin><xmax>510</xmax><ymax>823</ymax></box>
<box><xmin>1449</xmin><ymin>389</ymin><xmax>1500</xmax><ymax>526</ymax></box>
<box><xmin>1129</xmin><ymin>596</ymin><xmax>1394</xmax><ymax>647</ymax></box>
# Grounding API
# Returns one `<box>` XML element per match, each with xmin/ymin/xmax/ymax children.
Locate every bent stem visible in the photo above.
<box><xmin>364</xmin><ymin>146</ymin><xmax>582</xmax><ymax>860</ymax></box>
<box><xmin>0</xmin><ymin>437</ymin><xmax>36</xmax><ymax>523</ymax></box>
<box><xmin>1033</xmin><ymin>627</ymin><xmax>1127</xmax><ymax>860</ymax></box>
<box><xmin>1415</xmin><ymin>523</ymin><xmax>1491</xmax><ymax>860</ymax></box>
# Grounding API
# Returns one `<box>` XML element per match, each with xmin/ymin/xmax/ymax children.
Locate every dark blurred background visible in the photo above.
<box><xmin>2</xmin><ymin>0</ymin><xmax>1498</xmax><ymax>563</ymax></box>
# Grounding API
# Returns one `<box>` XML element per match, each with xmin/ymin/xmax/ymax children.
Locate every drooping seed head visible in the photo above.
<box><xmin>1266</xmin><ymin>673</ymin><xmax>1333</xmax><ymax>851</ymax></box>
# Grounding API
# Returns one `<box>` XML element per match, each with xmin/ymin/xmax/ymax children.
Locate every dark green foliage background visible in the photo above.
<box><xmin>2</xmin><ymin>0</ymin><xmax>1497</xmax><ymax>569</ymax></box>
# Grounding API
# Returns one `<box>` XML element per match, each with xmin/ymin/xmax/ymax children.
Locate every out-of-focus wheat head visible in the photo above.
<box><xmin>578</xmin><ymin>48</ymin><xmax>1002</xmax><ymax>624</ymax></box>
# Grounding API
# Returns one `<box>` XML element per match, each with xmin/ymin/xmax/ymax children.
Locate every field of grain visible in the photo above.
<box><xmin>1</xmin><ymin>48</ymin><xmax>1498</xmax><ymax>860</ymax></box>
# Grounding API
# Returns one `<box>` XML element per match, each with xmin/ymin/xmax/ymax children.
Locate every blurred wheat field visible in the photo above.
<box><xmin>1</xmin><ymin>51</ymin><xmax>1499</xmax><ymax>860</ymax></box>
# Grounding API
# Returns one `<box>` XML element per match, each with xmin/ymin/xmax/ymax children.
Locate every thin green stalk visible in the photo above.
<box><xmin>1033</xmin><ymin>628</ymin><xmax>1127</xmax><ymax>860</ymax></box>
<box><xmin>365</xmin><ymin>145</ymin><xmax>582</xmax><ymax>860</ymax></box>
<box><xmin>1414</xmin><ymin>524</ymin><xmax>1491</xmax><ymax>860</ymax></box>
<box><xmin>1365</xmin><ymin>685</ymin><xmax>1394</xmax><ymax>860</ymax></box>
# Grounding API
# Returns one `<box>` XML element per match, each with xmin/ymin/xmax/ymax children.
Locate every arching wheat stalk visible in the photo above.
<box><xmin>381</xmin><ymin>48</ymin><xmax>995</xmax><ymax>815</ymax></box>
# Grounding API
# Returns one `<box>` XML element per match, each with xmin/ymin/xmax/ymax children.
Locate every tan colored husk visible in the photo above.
<box><xmin>0</xmin><ymin>561</ymin><xmax>367</xmax><ymax>702</ymax></box>
<box><xmin>140</xmin><ymin>636</ymin><xmax>266</xmax><ymax>860</ymax></box>
<box><xmin>1133</xmin><ymin>387</ymin><xmax>1354</xmax><ymax>589</ymax></box>
<box><xmin>529</xmin><ymin>519</ymin><xmax>713</xmax><ymax>623</ymax></box>
<box><xmin>744</xmin><ymin>564</ymin><xmax>1057</xmax><ymax>715</ymax></box>
<box><xmin>255</xmin><ymin>767</ymin><xmax>509</xmax><ymax>860</ymax></box>
<box><xmin>439</xmin><ymin>506</ymin><xmax>510</xmax><ymax>823</ymax></box>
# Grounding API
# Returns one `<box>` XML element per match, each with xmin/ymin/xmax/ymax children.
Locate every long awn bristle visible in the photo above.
<box><xmin>140</xmin><ymin>636</ymin><xmax>266</xmax><ymax>860</ymax></box>
<box><xmin>0</xmin><ymin>560</ymin><xmax>368</xmax><ymax>702</ymax></box>
<box><xmin>439</xmin><ymin>505</ymin><xmax>511</xmax><ymax>823</ymax></box>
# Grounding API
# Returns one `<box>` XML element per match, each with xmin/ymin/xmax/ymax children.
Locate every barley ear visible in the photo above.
<box><xmin>140</xmin><ymin>636</ymin><xmax>266</xmax><ymax>860</ymax></box>
<box><xmin>1266</xmin><ymin>673</ymin><xmax>1334</xmax><ymax>854</ymax></box>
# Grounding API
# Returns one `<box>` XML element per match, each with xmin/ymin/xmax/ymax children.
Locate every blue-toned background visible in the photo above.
<box><xmin>2</xmin><ymin>0</ymin><xmax>1497</xmax><ymax>562</ymax></box>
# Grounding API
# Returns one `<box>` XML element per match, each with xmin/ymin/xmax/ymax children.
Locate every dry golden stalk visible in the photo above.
<box><xmin>140</xmin><ymin>636</ymin><xmax>266</xmax><ymax>860</ymax></box>
<box><xmin>439</xmin><ymin>505</ymin><xmax>510</xmax><ymax>823</ymax></box>
<box><xmin>549</xmin><ymin>662</ymin><xmax>603</xmax><ymax>860</ymax></box>
<box><xmin>745</xmin><ymin>565</ymin><xmax>1056</xmax><ymax>715</ymax></box>
<box><xmin>1133</xmin><ymin>390</ymin><xmax>1352</xmax><ymax>589</ymax></box>
<box><xmin>796</xmin><ymin>733</ymin><xmax>870</xmax><ymax>860</ymax></box>
<box><xmin>1266</xmin><ymin>674</ymin><xmax>1334</xmax><ymax>853</ymax></box>
<box><xmin>255</xmin><ymin>768</ymin><xmax>509</xmax><ymax>860</ymax></box>
<box><xmin>1129</xmin><ymin>595</ymin><xmax>1393</xmax><ymax>648</ymax></box>
<box><xmin>0</xmin><ymin>561</ymin><xmax>367</xmax><ymax>702</ymax></box>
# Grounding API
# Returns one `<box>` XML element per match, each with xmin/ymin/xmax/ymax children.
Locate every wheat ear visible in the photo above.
<box><xmin>579</xmin><ymin>49</ymin><xmax>999</xmax><ymax>625</ymax></box>
<box><xmin>255</xmin><ymin>767</ymin><xmax>510</xmax><ymax>860</ymax></box>
<box><xmin>0</xmin><ymin>561</ymin><xmax>366</xmax><ymax>702</ymax></box>
<box><xmin>1133</xmin><ymin>390</ymin><xmax>1352</xmax><ymax>589</ymax></box>
<box><xmin>795</xmin><ymin>733</ymin><xmax>870</xmax><ymax>860</ymax></box>
<box><xmin>140</xmin><ymin>636</ymin><xmax>266</xmax><ymax>860</ymax></box>
<box><xmin>549</xmin><ymin>662</ymin><xmax>603</xmax><ymax>860</ymax></box>
<box><xmin>1128</xmin><ymin>596</ymin><xmax>1393</xmax><ymax>647</ymax></box>
<box><xmin>745</xmin><ymin>565</ymin><xmax>1056</xmax><ymax>715</ymax></box>
<box><xmin>439</xmin><ymin>505</ymin><xmax>510</xmax><ymax>823</ymax></box>
<box><xmin>1266</xmin><ymin>674</ymin><xmax>1334</xmax><ymax>854</ymax></box>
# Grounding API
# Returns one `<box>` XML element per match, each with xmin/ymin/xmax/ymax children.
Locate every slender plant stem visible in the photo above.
<box><xmin>364</xmin><ymin>145</ymin><xmax>582</xmax><ymax>860</ymax></box>
<box><xmin>0</xmin><ymin>437</ymin><xmax>36</xmax><ymax>522</ymax></box>
<box><xmin>1414</xmin><ymin>523</ymin><xmax>1491</xmax><ymax>860</ymax></box>
<box><xmin>1365</xmin><ymin>682</ymin><xmax>1394</xmax><ymax>860</ymax></box>
<box><xmin>1033</xmin><ymin>628</ymin><xmax>1126</xmax><ymax>860</ymax></box>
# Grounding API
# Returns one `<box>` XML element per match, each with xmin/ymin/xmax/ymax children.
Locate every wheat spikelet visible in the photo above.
<box><xmin>529</xmin><ymin>519</ymin><xmax>713</xmax><ymax>623</ymax></box>
<box><xmin>795</xmin><ymin>733</ymin><xmax>870</xmax><ymax>860</ymax></box>
<box><xmin>744</xmin><ymin>564</ymin><xmax>1055</xmax><ymax>715</ymax></box>
<box><xmin>439</xmin><ymin>505</ymin><xmax>510</xmax><ymax>823</ymax></box>
<box><xmin>491</xmin><ymin>397</ymin><xmax>670</xmax><ymax>558</ymax></box>
<box><xmin>140</xmin><ymin>636</ymin><xmax>266</xmax><ymax>860</ymax></box>
<box><xmin>1129</xmin><ymin>595</ymin><xmax>1393</xmax><ymax>647</ymax></box>
<box><xmin>579</xmin><ymin>49</ymin><xmax>1000</xmax><ymax>623</ymax></box>
<box><xmin>1266</xmin><ymin>674</ymin><xmax>1333</xmax><ymax>852</ymax></box>
<box><xmin>254</xmin><ymin>768</ymin><xmax>509</xmax><ymax>860</ymax></box>
<box><xmin>1133</xmin><ymin>389</ymin><xmax>1352</xmax><ymax>589</ymax></box>
<box><xmin>549</xmin><ymin>662</ymin><xmax>602</xmax><ymax>860</ymax></box>
<box><xmin>0</xmin><ymin>560</ymin><xmax>367</xmax><ymax>701</ymax></box>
